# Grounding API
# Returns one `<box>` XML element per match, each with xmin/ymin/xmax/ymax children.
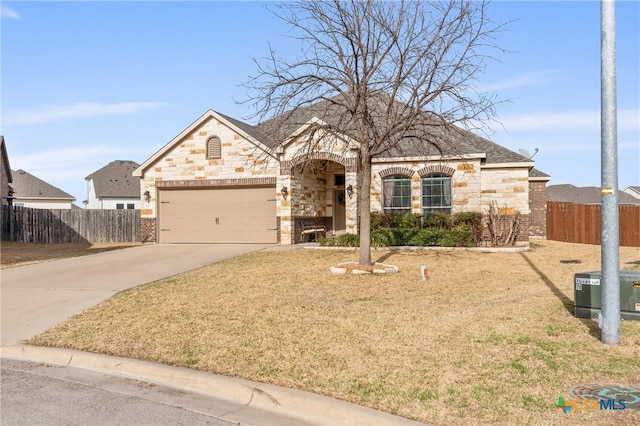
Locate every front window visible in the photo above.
<box><xmin>422</xmin><ymin>173</ymin><xmax>452</xmax><ymax>216</ymax></box>
<box><xmin>382</xmin><ymin>175</ymin><xmax>411</xmax><ymax>215</ymax></box>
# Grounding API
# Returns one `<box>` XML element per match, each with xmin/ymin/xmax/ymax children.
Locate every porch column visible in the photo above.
<box><xmin>277</xmin><ymin>174</ymin><xmax>293</xmax><ymax>244</ymax></box>
<box><xmin>345</xmin><ymin>171</ymin><xmax>358</xmax><ymax>234</ymax></box>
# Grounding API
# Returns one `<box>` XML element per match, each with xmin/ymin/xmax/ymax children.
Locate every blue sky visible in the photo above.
<box><xmin>1</xmin><ymin>1</ymin><xmax>638</xmax><ymax>205</ymax></box>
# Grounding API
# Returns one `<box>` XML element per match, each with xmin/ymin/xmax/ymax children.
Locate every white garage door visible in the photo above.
<box><xmin>158</xmin><ymin>187</ymin><xmax>277</xmax><ymax>243</ymax></box>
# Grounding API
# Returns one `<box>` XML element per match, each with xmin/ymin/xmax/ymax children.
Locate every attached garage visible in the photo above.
<box><xmin>157</xmin><ymin>187</ymin><xmax>277</xmax><ymax>243</ymax></box>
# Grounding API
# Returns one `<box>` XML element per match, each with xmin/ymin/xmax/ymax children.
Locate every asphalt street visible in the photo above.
<box><xmin>1</xmin><ymin>359</ymin><xmax>236</xmax><ymax>426</ymax></box>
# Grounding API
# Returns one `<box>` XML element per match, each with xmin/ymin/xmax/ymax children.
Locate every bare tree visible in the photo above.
<box><xmin>246</xmin><ymin>0</ymin><xmax>504</xmax><ymax>266</ymax></box>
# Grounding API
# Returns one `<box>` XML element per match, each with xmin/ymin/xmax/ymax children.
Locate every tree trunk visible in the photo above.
<box><xmin>358</xmin><ymin>149</ymin><xmax>372</xmax><ymax>266</ymax></box>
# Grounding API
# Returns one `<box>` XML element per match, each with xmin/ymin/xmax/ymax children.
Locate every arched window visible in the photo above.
<box><xmin>422</xmin><ymin>173</ymin><xmax>452</xmax><ymax>217</ymax></box>
<box><xmin>382</xmin><ymin>175</ymin><xmax>411</xmax><ymax>215</ymax></box>
<box><xmin>207</xmin><ymin>136</ymin><xmax>221</xmax><ymax>159</ymax></box>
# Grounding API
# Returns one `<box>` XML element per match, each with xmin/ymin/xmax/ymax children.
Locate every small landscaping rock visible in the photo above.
<box><xmin>330</xmin><ymin>261</ymin><xmax>399</xmax><ymax>275</ymax></box>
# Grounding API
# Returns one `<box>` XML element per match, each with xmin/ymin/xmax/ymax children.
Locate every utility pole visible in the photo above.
<box><xmin>600</xmin><ymin>0</ymin><xmax>620</xmax><ymax>345</ymax></box>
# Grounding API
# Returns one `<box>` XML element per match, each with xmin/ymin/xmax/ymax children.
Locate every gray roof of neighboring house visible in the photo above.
<box><xmin>86</xmin><ymin>160</ymin><xmax>141</xmax><ymax>198</ymax></box>
<box><xmin>235</xmin><ymin>94</ymin><xmax>532</xmax><ymax>165</ymax></box>
<box><xmin>547</xmin><ymin>184</ymin><xmax>640</xmax><ymax>205</ymax></box>
<box><xmin>11</xmin><ymin>169</ymin><xmax>75</xmax><ymax>200</ymax></box>
<box><xmin>624</xmin><ymin>186</ymin><xmax>640</xmax><ymax>195</ymax></box>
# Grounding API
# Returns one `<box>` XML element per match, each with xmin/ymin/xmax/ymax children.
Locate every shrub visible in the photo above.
<box><xmin>438</xmin><ymin>225</ymin><xmax>474</xmax><ymax>247</ymax></box>
<box><xmin>398</xmin><ymin>228</ymin><xmax>420</xmax><ymax>245</ymax></box>
<box><xmin>337</xmin><ymin>233</ymin><xmax>360</xmax><ymax>247</ymax></box>
<box><xmin>486</xmin><ymin>202</ymin><xmax>521</xmax><ymax>246</ymax></box>
<box><xmin>387</xmin><ymin>212</ymin><xmax>406</xmax><ymax>228</ymax></box>
<box><xmin>424</xmin><ymin>212</ymin><xmax>452</xmax><ymax>229</ymax></box>
<box><xmin>409</xmin><ymin>229</ymin><xmax>445</xmax><ymax>246</ymax></box>
<box><xmin>452</xmin><ymin>211</ymin><xmax>483</xmax><ymax>243</ymax></box>
<box><xmin>370</xmin><ymin>229</ymin><xmax>392</xmax><ymax>247</ymax></box>
<box><xmin>370</xmin><ymin>212</ymin><xmax>392</xmax><ymax>230</ymax></box>
<box><xmin>317</xmin><ymin>236</ymin><xmax>336</xmax><ymax>246</ymax></box>
<box><xmin>400</xmin><ymin>213</ymin><xmax>423</xmax><ymax>229</ymax></box>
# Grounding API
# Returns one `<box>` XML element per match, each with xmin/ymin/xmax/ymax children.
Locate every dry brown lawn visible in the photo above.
<box><xmin>0</xmin><ymin>241</ymin><xmax>140</xmax><ymax>269</ymax></box>
<box><xmin>30</xmin><ymin>240</ymin><xmax>640</xmax><ymax>425</ymax></box>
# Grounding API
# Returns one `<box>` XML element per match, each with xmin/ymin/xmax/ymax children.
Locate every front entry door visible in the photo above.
<box><xmin>333</xmin><ymin>188</ymin><xmax>346</xmax><ymax>234</ymax></box>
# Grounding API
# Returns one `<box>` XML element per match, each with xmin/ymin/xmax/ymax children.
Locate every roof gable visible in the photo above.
<box><xmin>86</xmin><ymin>160</ymin><xmax>140</xmax><ymax>198</ymax></box>
<box><xmin>133</xmin><ymin>110</ymin><xmax>275</xmax><ymax>177</ymax></box>
<box><xmin>11</xmin><ymin>169</ymin><xmax>75</xmax><ymax>200</ymax></box>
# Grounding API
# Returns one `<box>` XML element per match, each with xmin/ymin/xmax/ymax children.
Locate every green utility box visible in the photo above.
<box><xmin>574</xmin><ymin>271</ymin><xmax>640</xmax><ymax>321</ymax></box>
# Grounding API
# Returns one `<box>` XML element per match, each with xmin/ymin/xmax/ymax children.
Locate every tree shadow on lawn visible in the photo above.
<box><xmin>375</xmin><ymin>251</ymin><xmax>396</xmax><ymax>263</ymax></box>
<box><xmin>519</xmin><ymin>252</ymin><xmax>601</xmax><ymax>340</ymax></box>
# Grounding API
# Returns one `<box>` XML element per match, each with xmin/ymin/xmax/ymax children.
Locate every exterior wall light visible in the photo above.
<box><xmin>346</xmin><ymin>184</ymin><xmax>354</xmax><ymax>199</ymax></box>
<box><xmin>143</xmin><ymin>190</ymin><xmax>151</xmax><ymax>202</ymax></box>
<box><xmin>281</xmin><ymin>186</ymin><xmax>289</xmax><ymax>200</ymax></box>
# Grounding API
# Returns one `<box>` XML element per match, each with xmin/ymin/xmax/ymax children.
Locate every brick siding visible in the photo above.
<box><xmin>141</xmin><ymin>218</ymin><xmax>156</xmax><ymax>243</ymax></box>
<box><xmin>529</xmin><ymin>181</ymin><xmax>547</xmax><ymax>237</ymax></box>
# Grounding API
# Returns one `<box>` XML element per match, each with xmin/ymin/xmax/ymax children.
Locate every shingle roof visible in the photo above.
<box><xmin>214</xmin><ymin>111</ymin><xmax>268</xmax><ymax>144</ymax></box>
<box><xmin>254</xmin><ymin>94</ymin><xmax>531</xmax><ymax>164</ymax></box>
<box><xmin>11</xmin><ymin>169</ymin><xmax>75</xmax><ymax>200</ymax></box>
<box><xmin>547</xmin><ymin>184</ymin><xmax>640</xmax><ymax>205</ymax></box>
<box><xmin>86</xmin><ymin>160</ymin><xmax>140</xmax><ymax>198</ymax></box>
<box><xmin>529</xmin><ymin>168</ymin><xmax>551</xmax><ymax>180</ymax></box>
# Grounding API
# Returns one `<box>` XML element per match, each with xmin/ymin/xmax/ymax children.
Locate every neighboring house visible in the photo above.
<box><xmin>547</xmin><ymin>184</ymin><xmax>640</xmax><ymax>205</ymax></box>
<box><xmin>85</xmin><ymin>160</ymin><xmax>141</xmax><ymax>209</ymax></box>
<box><xmin>11</xmin><ymin>169</ymin><xmax>76</xmax><ymax>209</ymax></box>
<box><xmin>133</xmin><ymin>100</ymin><xmax>550</xmax><ymax>245</ymax></box>
<box><xmin>623</xmin><ymin>186</ymin><xmax>640</xmax><ymax>200</ymax></box>
<box><xmin>1</xmin><ymin>136</ymin><xmax>13</xmax><ymax>205</ymax></box>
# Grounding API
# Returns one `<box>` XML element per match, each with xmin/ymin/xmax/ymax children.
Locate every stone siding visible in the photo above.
<box><xmin>479</xmin><ymin>167</ymin><xmax>530</xmax><ymax>214</ymax></box>
<box><xmin>371</xmin><ymin>159</ymin><xmax>483</xmax><ymax>213</ymax></box>
<box><xmin>139</xmin><ymin>116</ymin><xmax>278</xmax><ymax>219</ymax></box>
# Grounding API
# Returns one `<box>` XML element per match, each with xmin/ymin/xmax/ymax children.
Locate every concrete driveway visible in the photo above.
<box><xmin>1</xmin><ymin>243</ymin><xmax>270</xmax><ymax>346</ymax></box>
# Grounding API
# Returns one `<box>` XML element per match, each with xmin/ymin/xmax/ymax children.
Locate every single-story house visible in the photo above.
<box><xmin>11</xmin><ymin>169</ymin><xmax>76</xmax><ymax>209</ymax></box>
<box><xmin>133</xmin><ymin>99</ymin><xmax>550</xmax><ymax>244</ymax></box>
<box><xmin>85</xmin><ymin>160</ymin><xmax>141</xmax><ymax>209</ymax></box>
<box><xmin>547</xmin><ymin>184</ymin><xmax>640</xmax><ymax>205</ymax></box>
<box><xmin>0</xmin><ymin>136</ymin><xmax>13</xmax><ymax>206</ymax></box>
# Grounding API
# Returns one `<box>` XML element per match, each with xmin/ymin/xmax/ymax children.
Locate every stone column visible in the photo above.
<box><xmin>277</xmin><ymin>174</ymin><xmax>293</xmax><ymax>244</ymax></box>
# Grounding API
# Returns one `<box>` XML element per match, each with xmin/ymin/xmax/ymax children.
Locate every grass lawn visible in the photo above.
<box><xmin>30</xmin><ymin>240</ymin><xmax>640</xmax><ymax>425</ymax></box>
<box><xmin>0</xmin><ymin>241</ymin><xmax>140</xmax><ymax>269</ymax></box>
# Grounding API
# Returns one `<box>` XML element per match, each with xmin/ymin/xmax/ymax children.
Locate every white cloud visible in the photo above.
<box><xmin>1</xmin><ymin>5</ymin><xmax>20</xmax><ymax>19</ymax></box>
<box><xmin>3</xmin><ymin>102</ymin><xmax>168</xmax><ymax>125</ymax></box>
<box><xmin>500</xmin><ymin>108</ymin><xmax>640</xmax><ymax>132</ymax></box>
<box><xmin>479</xmin><ymin>70</ymin><xmax>566</xmax><ymax>93</ymax></box>
<box><xmin>11</xmin><ymin>145</ymin><xmax>122</xmax><ymax>171</ymax></box>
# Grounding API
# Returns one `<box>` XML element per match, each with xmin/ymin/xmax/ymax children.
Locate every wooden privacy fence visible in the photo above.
<box><xmin>546</xmin><ymin>202</ymin><xmax>640</xmax><ymax>247</ymax></box>
<box><xmin>1</xmin><ymin>205</ymin><xmax>141</xmax><ymax>243</ymax></box>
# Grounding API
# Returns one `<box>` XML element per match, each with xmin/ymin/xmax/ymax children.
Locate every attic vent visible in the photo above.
<box><xmin>207</xmin><ymin>136</ymin><xmax>221</xmax><ymax>160</ymax></box>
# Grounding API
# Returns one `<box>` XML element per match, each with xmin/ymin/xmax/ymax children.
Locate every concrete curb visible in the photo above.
<box><xmin>305</xmin><ymin>244</ymin><xmax>530</xmax><ymax>253</ymax></box>
<box><xmin>1</xmin><ymin>345</ymin><xmax>425</xmax><ymax>426</ymax></box>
